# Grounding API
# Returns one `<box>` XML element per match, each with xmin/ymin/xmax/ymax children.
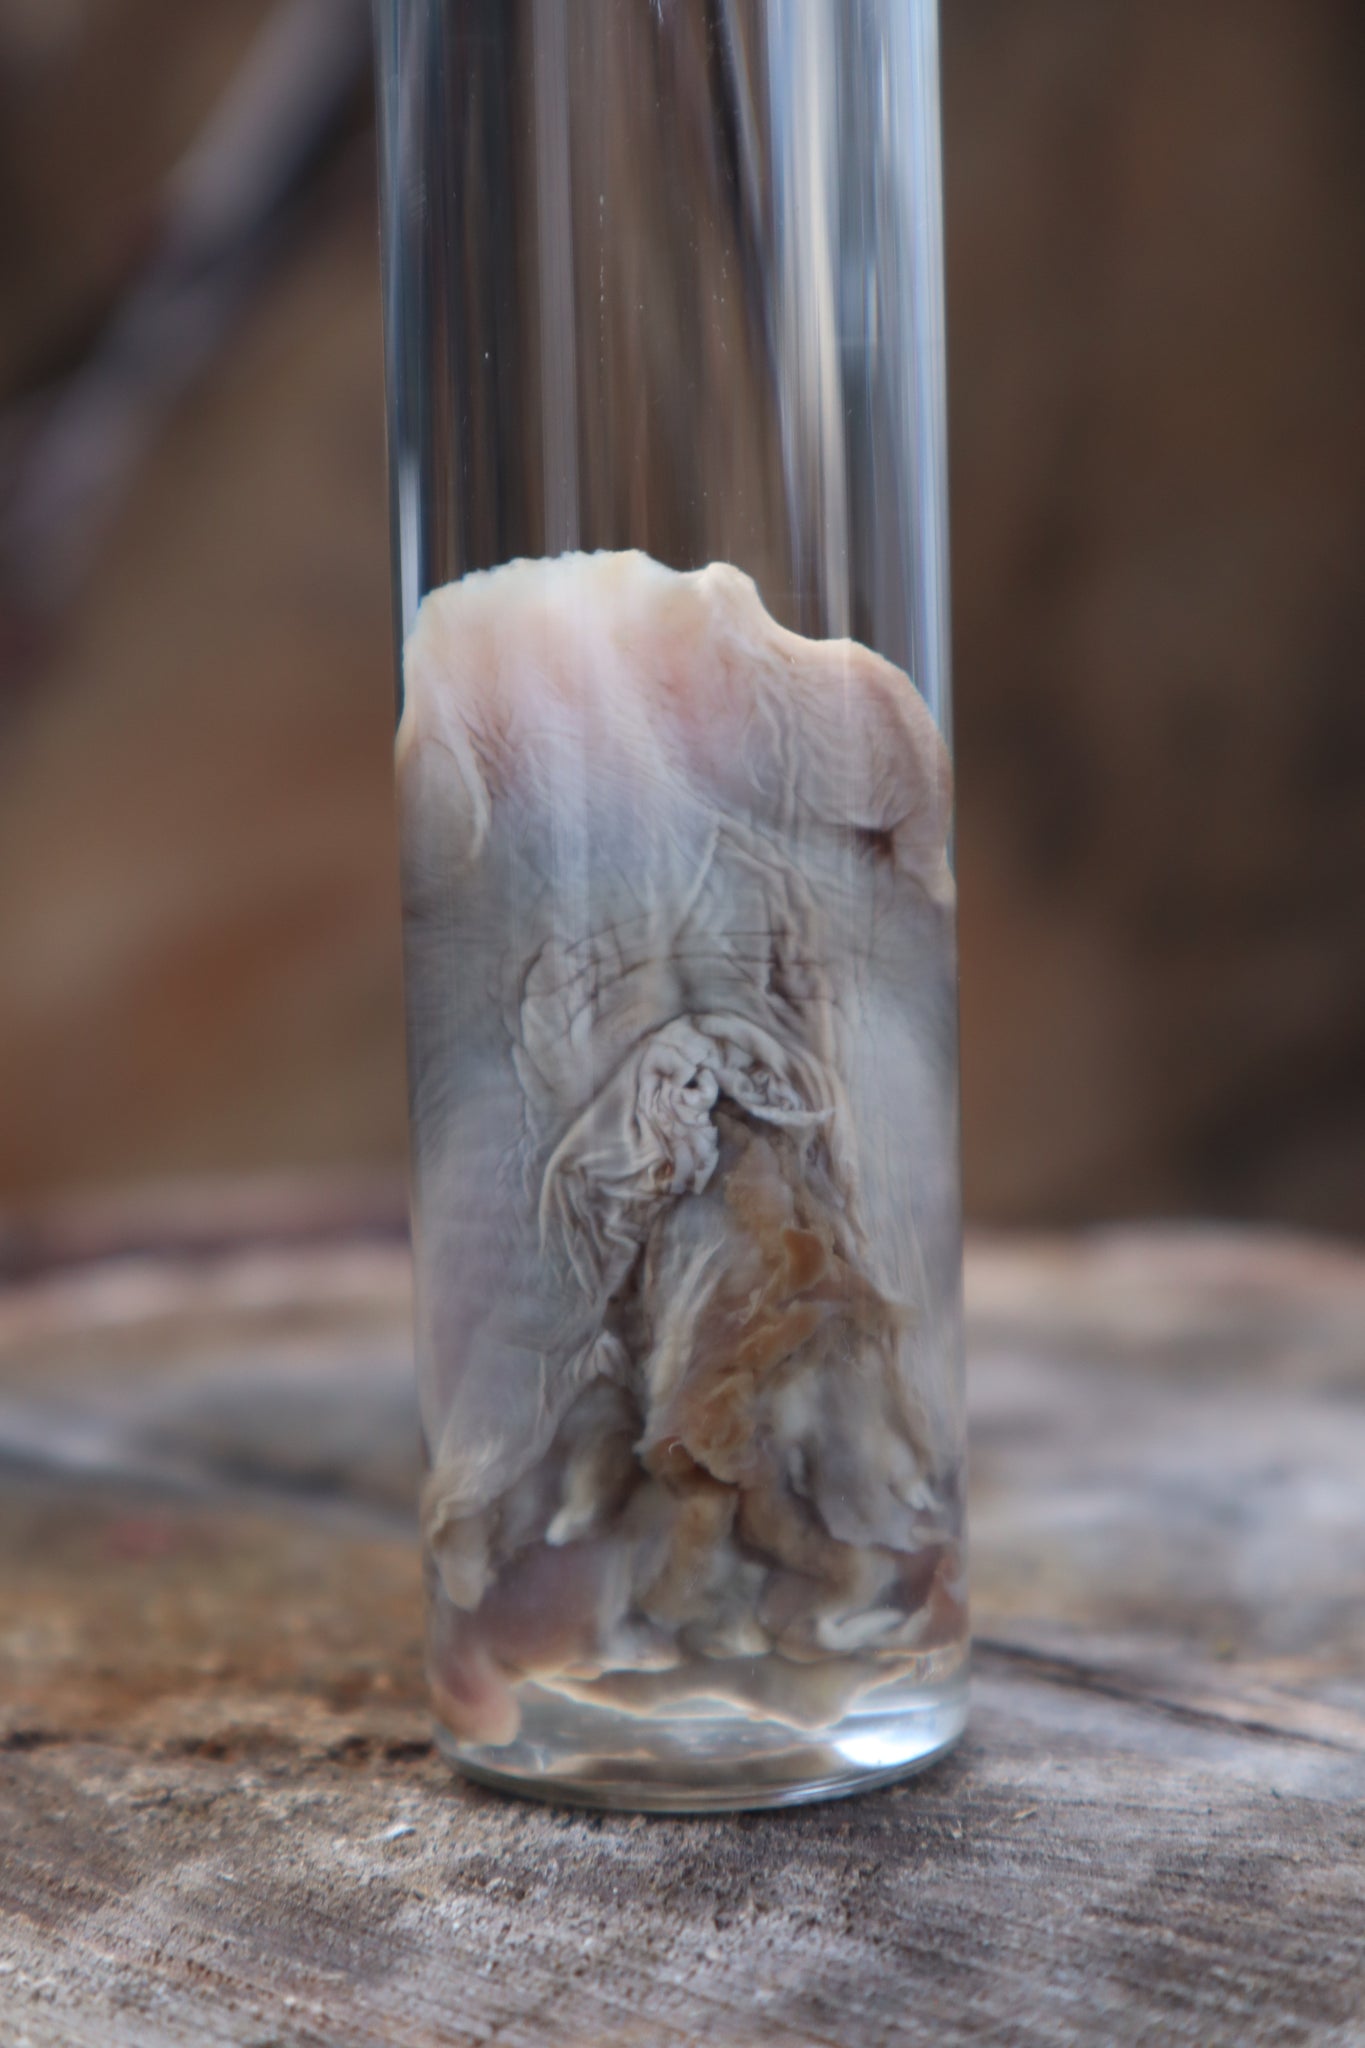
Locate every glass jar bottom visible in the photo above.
<box><xmin>434</xmin><ymin>1651</ymin><xmax>969</xmax><ymax>1814</ymax></box>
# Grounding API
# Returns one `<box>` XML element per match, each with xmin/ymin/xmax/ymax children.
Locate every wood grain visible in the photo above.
<box><xmin>2</xmin><ymin>1205</ymin><xmax>1363</xmax><ymax>2045</ymax></box>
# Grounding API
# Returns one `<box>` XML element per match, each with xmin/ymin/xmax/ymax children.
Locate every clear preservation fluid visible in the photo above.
<box><xmin>374</xmin><ymin>0</ymin><xmax>967</xmax><ymax>1811</ymax></box>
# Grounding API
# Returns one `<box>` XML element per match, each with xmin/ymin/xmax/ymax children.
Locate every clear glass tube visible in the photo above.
<box><xmin>374</xmin><ymin>0</ymin><xmax>967</xmax><ymax>1811</ymax></box>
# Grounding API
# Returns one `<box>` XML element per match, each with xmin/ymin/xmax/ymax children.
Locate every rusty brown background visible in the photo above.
<box><xmin>1</xmin><ymin>0</ymin><xmax>1363</xmax><ymax>1233</ymax></box>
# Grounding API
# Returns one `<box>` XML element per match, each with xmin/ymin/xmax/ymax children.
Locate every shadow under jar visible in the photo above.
<box><xmin>373</xmin><ymin>0</ymin><xmax>967</xmax><ymax>1811</ymax></box>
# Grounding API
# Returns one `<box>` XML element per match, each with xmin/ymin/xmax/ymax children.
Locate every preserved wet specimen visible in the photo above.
<box><xmin>398</xmin><ymin>551</ymin><xmax>965</xmax><ymax>1750</ymax></box>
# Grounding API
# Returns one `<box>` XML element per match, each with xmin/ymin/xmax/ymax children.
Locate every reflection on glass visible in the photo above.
<box><xmin>375</xmin><ymin>0</ymin><xmax>966</xmax><ymax>1810</ymax></box>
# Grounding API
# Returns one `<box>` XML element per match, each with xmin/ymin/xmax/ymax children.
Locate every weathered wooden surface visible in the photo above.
<box><xmin>2</xmin><ymin>1208</ymin><xmax>1363</xmax><ymax>2046</ymax></box>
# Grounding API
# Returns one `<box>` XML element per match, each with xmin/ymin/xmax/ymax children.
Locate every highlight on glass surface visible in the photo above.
<box><xmin>374</xmin><ymin>0</ymin><xmax>967</xmax><ymax>1810</ymax></box>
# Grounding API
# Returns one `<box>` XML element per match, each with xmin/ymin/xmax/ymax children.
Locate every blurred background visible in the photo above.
<box><xmin>0</xmin><ymin>0</ymin><xmax>1362</xmax><ymax>1240</ymax></box>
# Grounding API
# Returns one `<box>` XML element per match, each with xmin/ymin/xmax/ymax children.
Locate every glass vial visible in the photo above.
<box><xmin>374</xmin><ymin>0</ymin><xmax>967</xmax><ymax>1811</ymax></box>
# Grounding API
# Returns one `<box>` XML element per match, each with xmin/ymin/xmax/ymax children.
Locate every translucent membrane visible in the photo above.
<box><xmin>375</xmin><ymin>0</ymin><xmax>966</xmax><ymax>1811</ymax></box>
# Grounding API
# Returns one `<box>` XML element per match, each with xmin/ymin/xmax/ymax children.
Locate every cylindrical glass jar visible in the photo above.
<box><xmin>374</xmin><ymin>0</ymin><xmax>966</xmax><ymax>1811</ymax></box>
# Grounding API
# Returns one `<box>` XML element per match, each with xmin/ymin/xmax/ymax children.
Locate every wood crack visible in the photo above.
<box><xmin>974</xmin><ymin>1635</ymin><xmax>1365</xmax><ymax>1755</ymax></box>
